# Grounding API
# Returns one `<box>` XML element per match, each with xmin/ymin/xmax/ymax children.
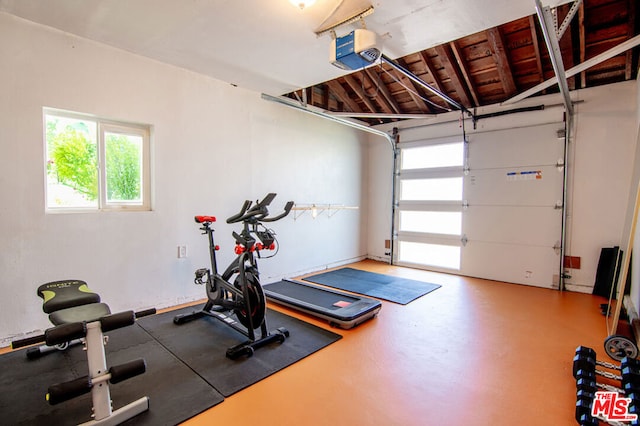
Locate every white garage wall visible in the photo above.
<box><xmin>368</xmin><ymin>81</ymin><xmax>638</xmax><ymax>293</ymax></box>
<box><xmin>626</xmin><ymin>76</ymin><xmax>640</xmax><ymax>319</ymax></box>
<box><xmin>564</xmin><ymin>82</ymin><xmax>638</xmax><ymax>293</ymax></box>
<box><xmin>0</xmin><ymin>13</ymin><xmax>369</xmax><ymax>344</ymax></box>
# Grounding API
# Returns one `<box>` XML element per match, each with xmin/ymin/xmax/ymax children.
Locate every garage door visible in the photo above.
<box><xmin>394</xmin><ymin>121</ymin><xmax>566</xmax><ymax>288</ymax></box>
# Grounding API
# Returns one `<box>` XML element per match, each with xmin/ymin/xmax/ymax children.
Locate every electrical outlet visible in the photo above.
<box><xmin>178</xmin><ymin>245</ymin><xmax>187</xmax><ymax>258</ymax></box>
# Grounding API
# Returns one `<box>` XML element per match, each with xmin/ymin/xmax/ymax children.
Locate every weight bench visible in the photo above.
<box><xmin>12</xmin><ymin>279</ymin><xmax>151</xmax><ymax>425</ymax></box>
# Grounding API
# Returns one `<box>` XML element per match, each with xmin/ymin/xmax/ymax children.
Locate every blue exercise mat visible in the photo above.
<box><xmin>303</xmin><ymin>267</ymin><xmax>441</xmax><ymax>305</ymax></box>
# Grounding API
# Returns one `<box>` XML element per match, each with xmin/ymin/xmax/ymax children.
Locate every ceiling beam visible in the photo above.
<box><xmin>504</xmin><ymin>32</ymin><xmax>640</xmax><ymax>105</ymax></box>
<box><xmin>418</xmin><ymin>52</ymin><xmax>445</xmax><ymax>92</ymax></box>
<box><xmin>417</xmin><ymin>51</ymin><xmax>449</xmax><ymax>109</ymax></box>
<box><xmin>321</xmin><ymin>84</ymin><xmax>329</xmax><ymax>110</ymax></box>
<box><xmin>434</xmin><ymin>44</ymin><xmax>473</xmax><ymax>107</ymax></box>
<box><xmin>363</xmin><ymin>68</ymin><xmax>400</xmax><ymax>114</ymax></box>
<box><xmin>578</xmin><ymin>2</ymin><xmax>586</xmax><ymax>88</ymax></box>
<box><xmin>307</xmin><ymin>87</ymin><xmax>315</xmax><ymax>107</ymax></box>
<box><xmin>380</xmin><ymin>54</ymin><xmax>474</xmax><ymax>118</ymax></box>
<box><xmin>386</xmin><ymin>61</ymin><xmax>434</xmax><ymax>114</ymax></box>
<box><xmin>343</xmin><ymin>75</ymin><xmax>383</xmax><ymax>121</ymax></box>
<box><xmin>326</xmin><ymin>80</ymin><xmax>360</xmax><ymax>112</ymax></box>
<box><xmin>529</xmin><ymin>15</ymin><xmax>545</xmax><ymax>84</ymax></box>
<box><xmin>486</xmin><ymin>27</ymin><xmax>517</xmax><ymax>97</ymax></box>
<box><xmin>449</xmin><ymin>41</ymin><xmax>480</xmax><ymax>106</ymax></box>
<box><xmin>626</xmin><ymin>0</ymin><xmax>637</xmax><ymax>80</ymax></box>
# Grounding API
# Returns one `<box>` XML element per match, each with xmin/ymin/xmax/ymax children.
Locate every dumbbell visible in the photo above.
<box><xmin>576</xmin><ymin>391</ymin><xmax>598</xmax><ymax>426</ymax></box>
<box><xmin>621</xmin><ymin>357</ymin><xmax>640</xmax><ymax>389</ymax></box>
<box><xmin>576</xmin><ymin>372</ymin><xmax>623</xmax><ymax>393</ymax></box>
<box><xmin>574</xmin><ymin>346</ymin><xmax>623</xmax><ymax>378</ymax></box>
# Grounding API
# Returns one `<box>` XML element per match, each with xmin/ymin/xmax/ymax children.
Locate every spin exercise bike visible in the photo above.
<box><xmin>174</xmin><ymin>193</ymin><xmax>294</xmax><ymax>359</ymax></box>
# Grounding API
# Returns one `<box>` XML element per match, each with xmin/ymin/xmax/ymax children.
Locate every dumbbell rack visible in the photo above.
<box><xmin>573</xmin><ymin>345</ymin><xmax>640</xmax><ymax>425</ymax></box>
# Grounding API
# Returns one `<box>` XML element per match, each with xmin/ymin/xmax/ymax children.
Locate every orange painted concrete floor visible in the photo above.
<box><xmin>1</xmin><ymin>259</ymin><xmax>622</xmax><ymax>425</ymax></box>
<box><xmin>184</xmin><ymin>259</ymin><xmax>617</xmax><ymax>426</ymax></box>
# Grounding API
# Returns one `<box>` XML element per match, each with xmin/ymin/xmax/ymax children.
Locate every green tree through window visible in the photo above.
<box><xmin>105</xmin><ymin>133</ymin><xmax>142</xmax><ymax>202</ymax></box>
<box><xmin>51</xmin><ymin>127</ymin><xmax>98</xmax><ymax>200</ymax></box>
<box><xmin>45</xmin><ymin>110</ymin><xmax>150</xmax><ymax>211</ymax></box>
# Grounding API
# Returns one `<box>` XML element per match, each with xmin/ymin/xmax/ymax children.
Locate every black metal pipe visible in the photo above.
<box><xmin>473</xmin><ymin>105</ymin><xmax>545</xmax><ymax>121</ymax></box>
<box><xmin>380</xmin><ymin>53</ymin><xmax>473</xmax><ymax>118</ymax></box>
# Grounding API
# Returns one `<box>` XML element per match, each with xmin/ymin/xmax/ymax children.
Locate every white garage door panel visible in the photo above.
<box><xmin>465</xmin><ymin>165</ymin><xmax>563</xmax><ymax>206</ymax></box>
<box><xmin>464</xmin><ymin>206</ymin><xmax>561</xmax><ymax>246</ymax></box>
<box><xmin>462</xmin><ymin>242</ymin><xmax>560</xmax><ymax>288</ymax></box>
<box><xmin>394</xmin><ymin>119</ymin><xmax>565</xmax><ymax>288</ymax></box>
<box><xmin>468</xmin><ymin>123</ymin><xmax>565</xmax><ymax>168</ymax></box>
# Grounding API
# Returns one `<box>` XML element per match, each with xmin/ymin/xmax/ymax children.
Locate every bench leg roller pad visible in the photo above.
<box><xmin>109</xmin><ymin>359</ymin><xmax>146</xmax><ymax>384</ymax></box>
<box><xmin>47</xmin><ymin>376</ymin><xmax>92</xmax><ymax>405</ymax></box>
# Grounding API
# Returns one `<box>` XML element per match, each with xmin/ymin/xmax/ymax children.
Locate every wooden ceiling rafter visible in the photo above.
<box><xmin>528</xmin><ymin>15</ymin><xmax>546</xmax><ymax>85</ymax></box>
<box><xmin>342</xmin><ymin>74</ymin><xmax>378</xmax><ymax>114</ymax></box>
<box><xmin>486</xmin><ymin>26</ymin><xmax>518</xmax><ymax>97</ymax></box>
<box><xmin>625</xmin><ymin>0</ymin><xmax>636</xmax><ymax>79</ymax></box>
<box><xmin>362</xmin><ymin>68</ymin><xmax>400</xmax><ymax>114</ymax></box>
<box><xmin>434</xmin><ymin>44</ymin><xmax>474</xmax><ymax>108</ymax></box>
<box><xmin>284</xmin><ymin>0</ymin><xmax>638</xmax><ymax>125</ymax></box>
<box><xmin>387</xmin><ymin>59</ymin><xmax>435</xmax><ymax>114</ymax></box>
<box><xmin>326</xmin><ymin>80</ymin><xmax>360</xmax><ymax>112</ymax></box>
<box><xmin>579</xmin><ymin>2</ymin><xmax>587</xmax><ymax>88</ymax></box>
<box><xmin>449</xmin><ymin>40</ymin><xmax>481</xmax><ymax>106</ymax></box>
<box><xmin>417</xmin><ymin>51</ymin><xmax>450</xmax><ymax>109</ymax></box>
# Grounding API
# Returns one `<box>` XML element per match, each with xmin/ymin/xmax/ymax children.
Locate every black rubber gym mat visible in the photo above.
<box><xmin>137</xmin><ymin>306</ymin><xmax>342</xmax><ymax>397</ymax></box>
<box><xmin>0</xmin><ymin>323</ymin><xmax>223</xmax><ymax>426</ymax></box>
<box><xmin>303</xmin><ymin>267</ymin><xmax>441</xmax><ymax>305</ymax></box>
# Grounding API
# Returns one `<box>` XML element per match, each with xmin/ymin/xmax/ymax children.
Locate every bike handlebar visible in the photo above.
<box><xmin>224</xmin><ymin>200</ymin><xmax>252</xmax><ymax>224</ymax></box>
<box><xmin>226</xmin><ymin>193</ymin><xmax>293</xmax><ymax>224</ymax></box>
<box><xmin>261</xmin><ymin>201</ymin><xmax>294</xmax><ymax>222</ymax></box>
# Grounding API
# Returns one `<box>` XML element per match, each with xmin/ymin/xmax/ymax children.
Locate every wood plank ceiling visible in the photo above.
<box><xmin>285</xmin><ymin>0</ymin><xmax>639</xmax><ymax>125</ymax></box>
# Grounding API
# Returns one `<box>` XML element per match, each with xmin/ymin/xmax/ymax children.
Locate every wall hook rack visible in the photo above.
<box><xmin>291</xmin><ymin>204</ymin><xmax>359</xmax><ymax>220</ymax></box>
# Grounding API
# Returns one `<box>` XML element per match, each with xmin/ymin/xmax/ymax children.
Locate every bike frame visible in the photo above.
<box><xmin>174</xmin><ymin>193</ymin><xmax>293</xmax><ymax>359</ymax></box>
<box><xmin>200</xmin><ymin>221</ymin><xmax>264</xmax><ymax>341</ymax></box>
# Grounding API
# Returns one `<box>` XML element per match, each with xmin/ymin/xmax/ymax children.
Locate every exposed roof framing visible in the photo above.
<box><xmin>286</xmin><ymin>0</ymin><xmax>639</xmax><ymax>125</ymax></box>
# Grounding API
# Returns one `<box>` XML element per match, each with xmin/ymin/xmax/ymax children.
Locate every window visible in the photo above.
<box><xmin>398</xmin><ymin>241</ymin><xmax>461</xmax><ymax>270</ymax></box>
<box><xmin>399</xmin><ymin>211</ymin><xmax>462</xmax><ymax>235</ymax></box>
<box><xmin>400</xmin><ymin>142</ymin><xmax>464</xmax><ymax>170</ymax></box>
<box><xmin>44</xmin><ymin>109</ymin><xmax>150</xmax><ymax>211</ymax></box>
<box><xmin>400</xmin><ymin>177</ymin><xmax>463</xmax><ymax>201</ymax></box>
<box><xmin>395</xmin><ymin>139</ymin><xmax>465</xmax><ymax>270</ymax></box>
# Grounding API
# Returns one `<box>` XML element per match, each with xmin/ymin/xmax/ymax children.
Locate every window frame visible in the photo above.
<box><xmin>44</xmin><ymin>108</ymin><xmax>151</xmax><ymax>213</ymax></box>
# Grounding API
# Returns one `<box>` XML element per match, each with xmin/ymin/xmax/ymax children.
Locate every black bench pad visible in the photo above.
<box><xmin>49</xmin><ymin>303</ymin><xmax>111</xmax><ymax>326</ymax></box>
<box><xmin>37</xmin><ymin>280</ymin><xmax>101</xmax><ymax>314</ymax></box>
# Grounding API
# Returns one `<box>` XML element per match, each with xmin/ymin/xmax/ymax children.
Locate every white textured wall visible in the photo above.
<box><xmin>565</xmin><ymin>82</ymin><xmax>638</xmax><ymax>292</ymax></box>
<box><xmin>0</xmin><ymin>13</ymin><xmax>369</xmax><ymax>344</ymax></box>
<box><xmin>627</xmin><ymin>74</ymin><xmax>640</xmax><ymax>316</ymax></box>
